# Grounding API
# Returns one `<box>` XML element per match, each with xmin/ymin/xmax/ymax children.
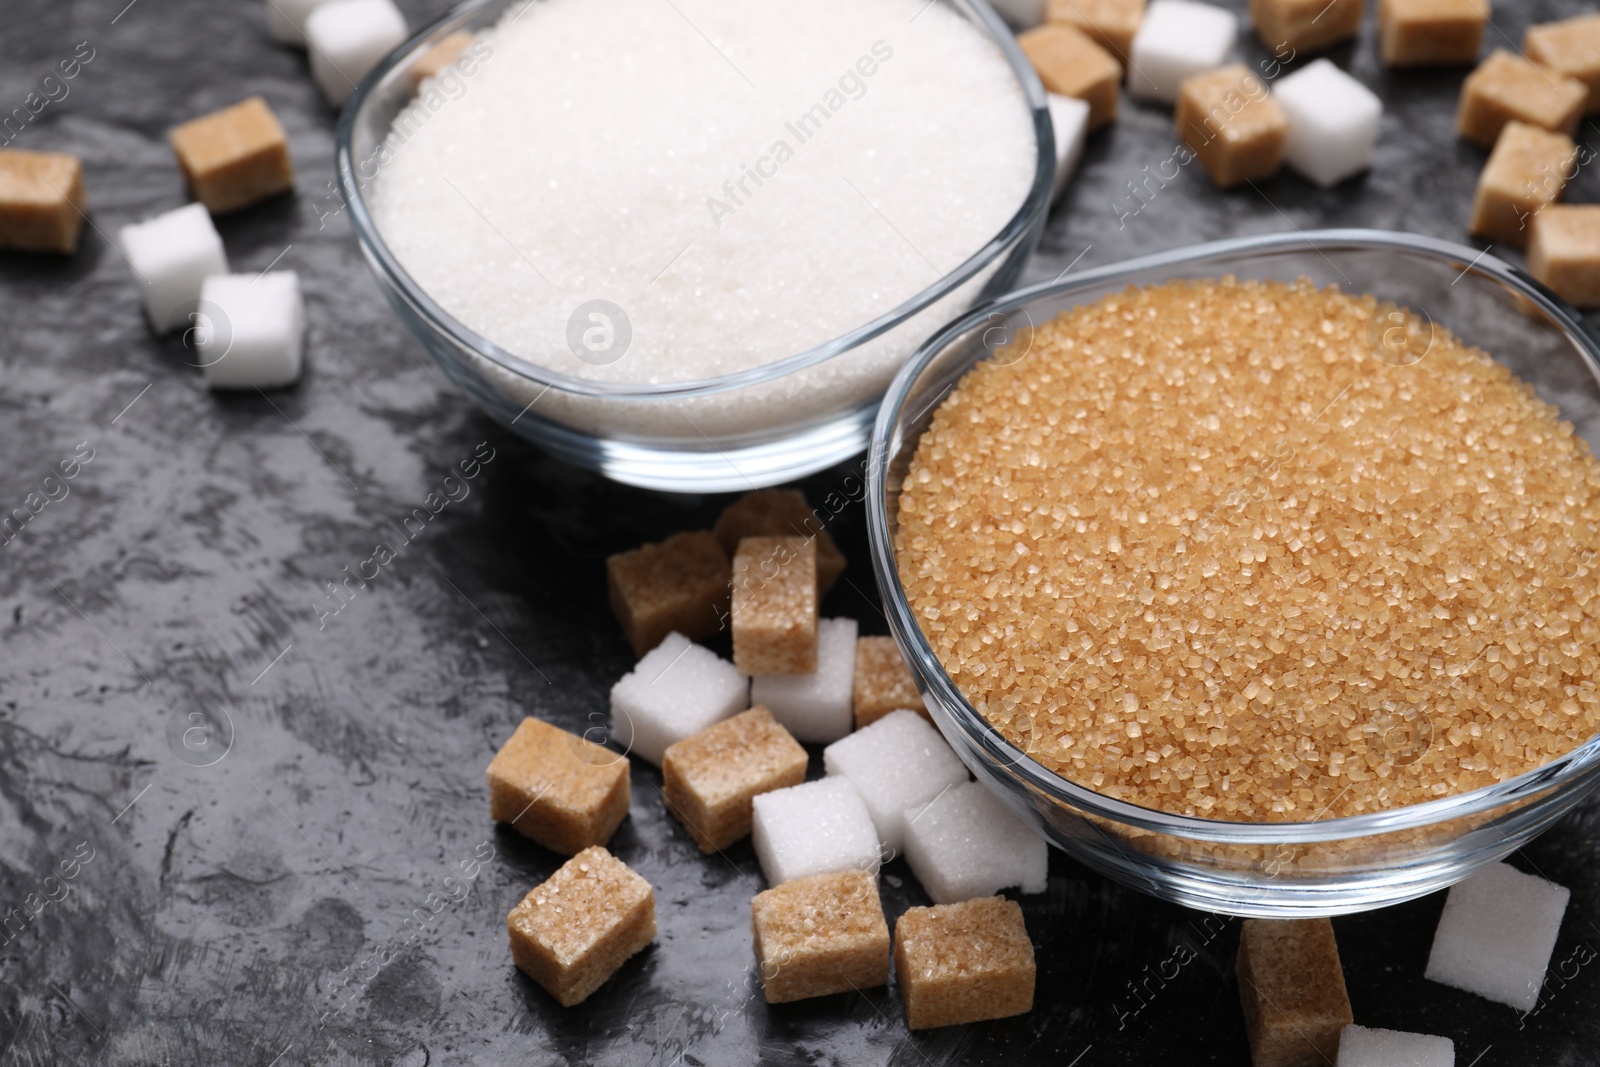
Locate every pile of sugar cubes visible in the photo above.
<box><xmin>0</xmin><ymin>0</ymin><xmax>447</xmax><ymax>391</ymax></box>
<box><xmin>117</xmin><ymin>95</ymin><xmax>305</xmax><ymax>391</ymax></box>
<box><xmin>1003</xmin><ymin>0</ymin><xmax>1384</xmax><ymax>193</ymax></box>
<box><xmin>481</xmin><ymin>488</ymin><xmax>1051</xmax><ymax>1026</ymax></box>
<box><xmin>1458</xmin><ymin>12</ymin><xmax>1600</xmax><ymax>309</ymax></box>
<box><xmin>1234</xmin><ymin>857</ymin><xmax>1574</xmax><ymax>1066</ymax></box>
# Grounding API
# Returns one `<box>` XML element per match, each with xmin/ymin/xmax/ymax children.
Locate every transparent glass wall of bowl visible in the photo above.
<box><xmin>868</xmin><ymin>229</ymin><xmax>1600</xmax><ymax>916</ymax></box>
<box><xmin>337</xmin><ymin>0</ymin><xmax>1055</xmax><ymax>492</ymax></box>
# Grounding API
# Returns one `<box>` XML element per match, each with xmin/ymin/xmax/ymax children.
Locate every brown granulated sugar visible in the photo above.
<box><xmin>895</xmin><ymin>278</ymin><xmax>1600</xmax><ymax>821</ymax></box>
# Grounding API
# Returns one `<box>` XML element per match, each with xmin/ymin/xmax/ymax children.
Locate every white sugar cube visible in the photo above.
<box><xmin>1274</xmin><ymin>59</ymin><xmax>1382</xmax><ymax>188</ymax></box>
<box><xmin>751</xmin><ymin>616</ymin><xmax>857</xmax><ymax>744</ymax></box>
<box><xmin>610</xmin><ymin>632</ymin><xmax>748</xmax><ymax>766</ymax></box>
<box><xmin>987</xmin><ymin>0</ymin><xmax>1046</xmax><ymax>30</ymax></box>
<box><xmin>1335</xmin><ymin>1024</ymin><xmax>1454</xmax><ymax>1067</ymax></box>
<box><xmin>119</xmin><ymin>203</ymin><xmax>229</xmax><ymax>334</ymax></box>
<box><xmin>305</xmin><ymin>0</ymin><xmax>408</xmax><ymax>107</ymax></box>
<box><xmin>197</xmin><ymin>272</ymin><xmax>305</xmax><ymax>389</ymax></box>
<box><xmin>1424</xmin><ymin>861</ymin><xmax>1570</xmax><ymax>1012</ymax></box>
<box><xmin>751</xmin><ymin>776</ymin><xmax>880</xmax><ymax>886</ymax></box>
<box><xmin>822</xmin><ymin>709</ymin><xmax>969</xmax><ymax>856</ymax></box>
<box><xmin>266</xmin><ymin>0</ymin><xmax>335</xmax><ymax>45</ymax></box>
<box><xmin>903</xmin><ymin>781</ymin><xmax>1047</xmax><ymax>904</ymax></box>
<box><xmin>1048</xmin><ymin>93</ymin><xmax>1091</xmax><ymax>201</ymax></box>
<box><xmin>1128</xmin><ymin>0</ymin><xmax>1237</xmax><ymax>103</ymax></box>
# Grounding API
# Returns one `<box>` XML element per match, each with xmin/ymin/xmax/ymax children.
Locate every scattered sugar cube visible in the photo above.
<box><xmin>1019</xmin><ymin>24</ymin><xmax>1121</xmax><ymax>131</ymax></box>
<box><xmin>1047</xmin><ymin>0</ymin><xmax>1146</xmax><ymax>59</ymax></box>
<box><xmin>1251</xmin><ymin>0</ymin><xmax>1363</xmax><ymax>55</ymax></box>
<box><xmin>853</xmin><ymin>635</ymin><xmax>926</xmax><ymax>728</ymax></box>
<box><xmin>1526</xmin><ymin>14</ymin><xmax>1600</xmax><ymax>115</ymax></box>
<box><xmin>1176</xmin><ymin>64</ymin><xmax>1288</xmax><ymax>188</ymax></box>
<box><xmin>895</xmin><ymin>897</ymin><xmax>1035</xmax><ymax>1029</ymax></box>
<box><xmin>1457</xmin><ymin>50</ymin><xmax>1585</xmax><ymax>148</ymax></box>
<box><xmin>1529</xmin><ymin>205</ymin><xmax>1600</xmax><ymax>307</ymax></box>
<box><xmin>1128</xmin><ymin>0</ymin><xmax>1238</xmax><ymax>104</ymax></box>
<box><xmin>0</xmin><ymin>149</ymin><xmax>86</xmax><ymax>255</ymax></box>
<box><xmin>823</xmin><ymin>710</ymin><xmax>968</xmax><ymax>856</ymax></box>
<box><xmin>987</xmin><ymin>0</ymin><xmax>1047</xmax><ymax>30</ymax></box>
<box><xmin>1236</xmin><ymin>919</ymin><xmax>1354</xmax><ymax>1067</ymax></box>
<box><xmin>487</xmin><ymin>717</ymin><xmax>630</xmax><ymax>856</ymax></box>
<box><xmin>1335</xmin><ymin>1024</ymin><xmax>1455</xmax><ymax>1067</ymax></box>
<box><xmin>751</xmin><ymin>776</ymin><xmax>880</xmax><ymax>886</ymax></box>
<box><xmin>168</xmin><ymin>97</ymin><xmax>294</xmax><ymax>215</ymax></box>
<box><xmin>714</xmin><ymin>489</ymin><xmax>846</xmax><ymax>595</ymax></box>
<box><xmin>606</xmin><ymin>530</ymin><xmax>731</xmax><ymax>657</ymax></box>
<box><xmin>1424</xmin><ymin>861</ymin><xmax>1571</xmax><ymax>1011</ymax></box>
<box><xmin>410</xmin><ymin>30</ymin><xmax>475</xmax><ymax>93</ymax></box>
<box><xmin>609</xmin><ymin>632</ymin><xmax>748</xmax><ymax>766</ymax></box>
<box><xmin>305</xmin><ymin>0</ymin><xmax>408</xmax><ymax>107</ymax></box>
<box><xmin>903</xmin><ymin>781</ymin><xmax>1047</xmax><ymax>904</ymax></box>
<box><xmin>1378</xmin><ymin>0</ymin><xmax>1488</xmax><ymax>68</ymax></box>
<box><xmin>751</xmin><ymin>870</ymin><xmax>889</xmax><ymax>1003</ymax></box>
<box><xmin>1468</xmin><ymin>121</ymin><xmax>1576</xmax><ymax>247</ymax></box>
<box><xmin>119</xmin><ymin>203</ymin><xmax>229</xmax><ymax>333</ymax></box>
<box><xmin>752</xmin><ymin>616</ymin><xmax>858</xmax><ymax>743</ymax></box>
<box><xmin>266</xmin><ymin>0</ymin><xmax>334</xmax><ymax>45</ymax></box>
<box><xmin>196</xmin><ymin>272</ymin><xmax>305</xmax><ymax>390</ymax></box>
<box><xmin>732</xmin><ymin>536</ymin><xmax>818</xmax><ymax>675</ymax></box>
<box><xmin>507</xmin><ymin>846</ymin><xmax>655</xmax><ymax>1006</ymax></box>
<box><xmin>1048</xmin><ymin>93</ymin><xmax>1092</xmax><ymax>200</ymax></box>
<box><xmin>661</xmin><ymin>706</ymin><xmax>807</xmax><ymax>853</ymax></box>
<box><xmin>1273</xmin><ymin>59</ymin><xmax>1383</xmax><ymax>188</ymax></box>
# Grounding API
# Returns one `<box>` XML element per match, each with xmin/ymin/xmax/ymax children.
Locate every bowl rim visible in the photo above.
<box><xmin>333</xmin><ymin>0</ymin><xmax>1056</xmax><ymax>402</ymax></box>
<box><xmin>867</xmin><ymin>227</ymin><xmax>1600</xmax><ymax>845</ymax></box>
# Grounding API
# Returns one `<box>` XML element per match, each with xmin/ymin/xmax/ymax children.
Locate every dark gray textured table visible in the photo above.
<box><xmin>4</xmin><ymin>1</ymin><xmax>1600</xmax><ymax>1064</ymax></box>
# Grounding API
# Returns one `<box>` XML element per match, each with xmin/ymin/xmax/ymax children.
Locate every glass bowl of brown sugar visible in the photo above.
<box><xmin>867</xmin><ymin>229</ymin><xmax>1600</xmax><ymax>916</ymax></box>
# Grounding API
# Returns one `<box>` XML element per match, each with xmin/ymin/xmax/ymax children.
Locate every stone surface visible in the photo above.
<box><xmin>4</xmin><ymin>0</ymin><xmax>1600</xmax><ymax>1064</ymax></box>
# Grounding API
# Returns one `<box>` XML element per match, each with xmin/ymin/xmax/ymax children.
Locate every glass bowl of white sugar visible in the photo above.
<box><xmin>336</xmin><ymin>0</ymin><xmax>1053</xmax><ymax>491</ymax></box>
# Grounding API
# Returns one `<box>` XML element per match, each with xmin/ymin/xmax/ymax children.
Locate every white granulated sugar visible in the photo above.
<box><xmin>370</xmin><ymin>0</ymin><xmax>1034</xmax><ymax>436</ymax></box>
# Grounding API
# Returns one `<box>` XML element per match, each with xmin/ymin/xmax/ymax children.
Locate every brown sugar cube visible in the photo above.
<box><xmin>0</xmin><ymin>149</ymin><xmax>87</xmax><ymax>254</ymax></box>
<box><xmin>507</xmin><ymin>846</ymin><xmax>655</xmax><ymax>1006</ymax></box>
<box><xmin>894</xmin><ymin>896</ymin><xmax>1036</xmax><ymax>1030</ymax></box>
<box><xmin>731</xmin><ymin>536</ymin><xmax>818</xmax><ymax>675</ymax></box>
<box><xmin>1251</xmin><ymin>0</ymin><xmax>1364</xmax><ymax>55</ymax></box>
<box><xmin>1468</xmin><ymin>120</ymin><xmax>1577</xmax><ymax>246</ymax></box>
<box><xmin>607</xmin><ymin>530</ymin><xmax>731</xmax><ymax>657</ymax></box>
<box><xmin>1018</xmin><ymin>24</ymin><xmax>1121</xmax><ymax>131</ymax></box>
<box><xmin>1526</xmin><ymin>15</ymin><xmax>1600</xmax><ymax>114</ymax></box>
<box><xmin>713</xmin><ymin>489</ymin><xmax>846</xmax><ymax>595</ymax></box>
<box><xmin>168</xmin><ymin>97</ymin><xmax>294</xmax><ymax>215</ymax></box>
<box><xmin>751</xmin><ymin>870</ymin><xmax>889</xmax><ymax>1003</ymax></box>
<box><xmin>1175</xmin><ymin>65</ymin><xmax>1289</xmax><ymax>189</ymax></box>
<box><xmin>1046</xmin><ymin>0</ymin><xmax>1145</xmax><ymax>59</ymax></box>
<box><xmin>487</xmin><ymin>718</ymin><xmax>631</xmax><ymax>856</ymax></box>
<box><xmin>1528</xmin><ymin>205</ymin><xmax>1600</xmax><ymax>307</ymax></box>
<box><xmin>853</xmin><ymin>635</ymin><xmax>927</xmax><ymax>728</ymax></box>
<box><xmin>409</xmin><ymin>30</ymin><xmax>474</xmax><ymax>93</ymax></box>
<box><xmin>662</xmin><ymin>706</ymin><xmax>807</xmax><ymax>853</ymax></box>
<box><xmin>1235</xmin><ymin>918</ymin><xmax>1354</xmax><ymax>1067</ymax></box>
<box><xmin>1378</xmin><ymin>0</ymin><xmax>1489</xmax><ymax>68</ymax></box>
<box><xmin>1457</xmin><ymin>50</ymin><xmax>1586</xmax><ymax>148</ymax></box>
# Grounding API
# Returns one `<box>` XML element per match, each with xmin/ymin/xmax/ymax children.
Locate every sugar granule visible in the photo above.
<box><xmin>895</xmin><ymin>278</ymin><xmax>1600</xmax><ymax>821</ymax></box>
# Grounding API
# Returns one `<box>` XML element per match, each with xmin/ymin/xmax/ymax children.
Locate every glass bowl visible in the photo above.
<box><xmin>335</xmin><ymin>0</ymin><xmax>1053</xmax><ymax>492</ymax></box>
<box><xmin>867</xmin><ymin>229</ymin><xmax>1600</xmax><ymax>916</ymax></box>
